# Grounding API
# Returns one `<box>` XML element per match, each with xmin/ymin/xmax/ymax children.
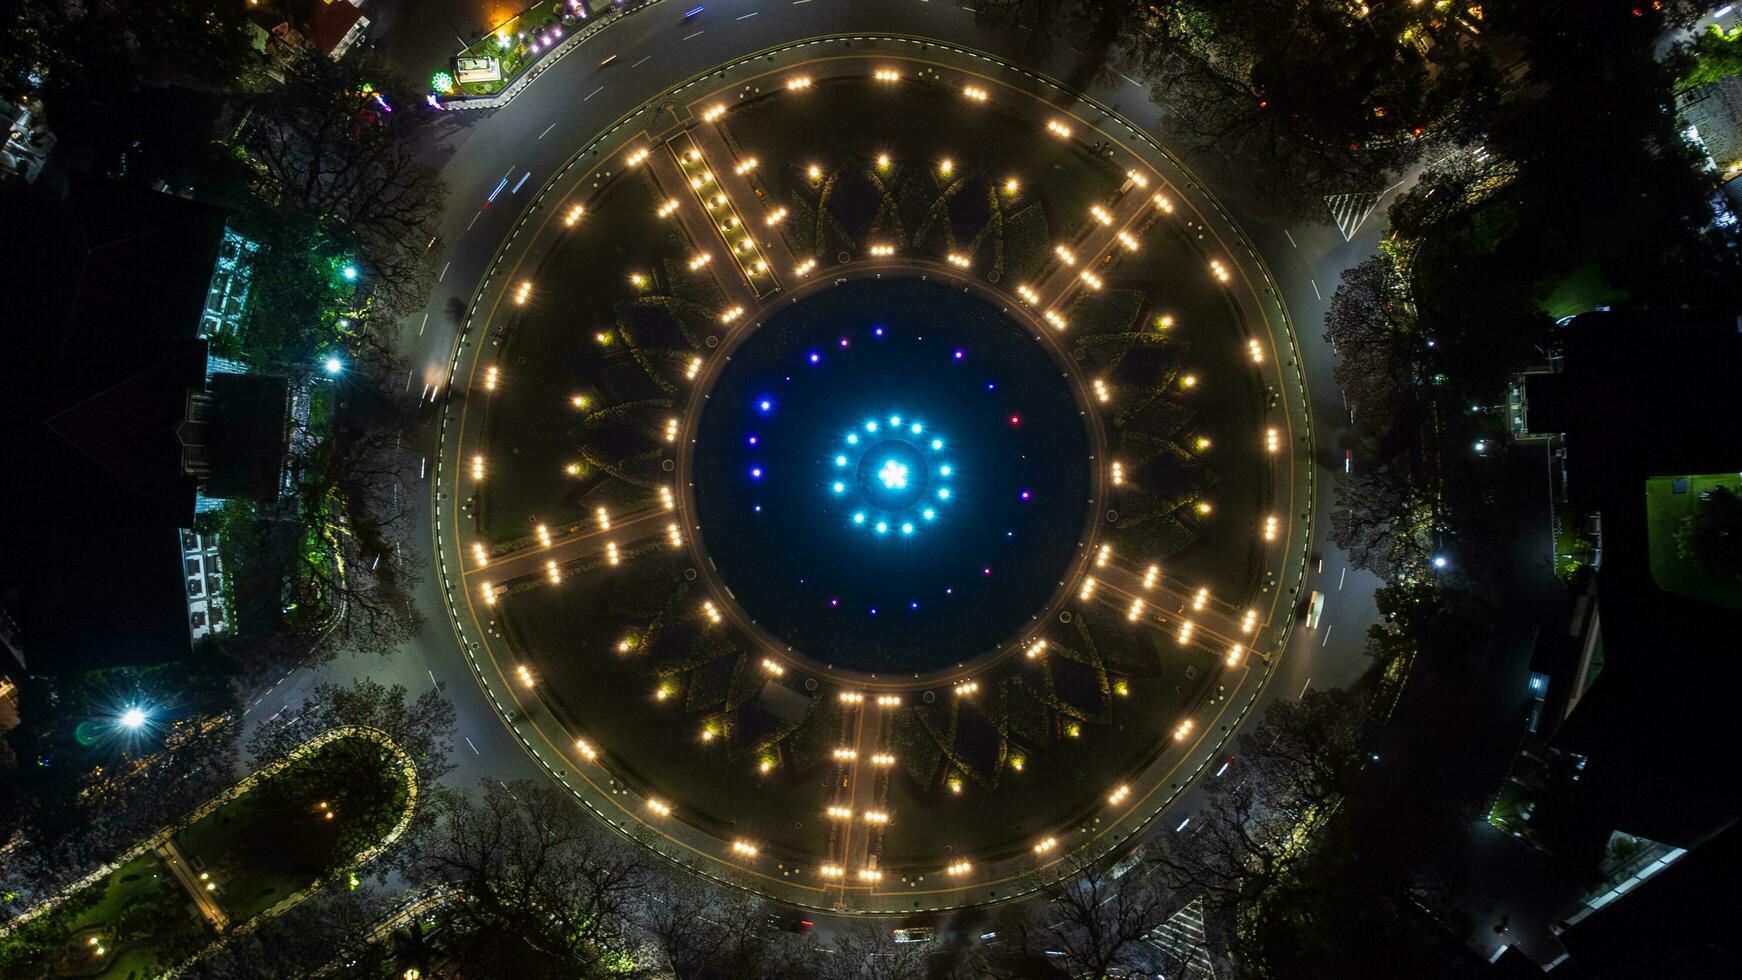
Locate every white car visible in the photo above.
<box><xmin>1305</xmin><ymin>591</ymin><xmax>1325</xmax><ymax>629</ymax></box>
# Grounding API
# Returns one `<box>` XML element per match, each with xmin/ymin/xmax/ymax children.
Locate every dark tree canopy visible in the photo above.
<box><xmin>1680</xmin><ymin>484</ymin><xmax>1742</xmax><ymax>579</ymax></box>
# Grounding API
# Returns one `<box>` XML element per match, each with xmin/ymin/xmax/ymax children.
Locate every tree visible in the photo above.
<box><xmin>0</xmin><ymin>666</ymin><xmax>241</xmax><ymax>911</ymax></box>
<box><xmin>1322</xmin><ymin>256</ymin><xmax>1426</xmax><ymax>442</ymax></box>
<box><xmin>247</xmin><ymin>678</ymin><xmax>455</xmax><ymax>789</ymax></box>
<box><xmin>1238</xmin><ymin>688</ymin><xmax>1367</xmax><ymax>806</ymax></box>
<box><xmin>1679</xmin><ymin>484</ymin><xmax>1742</xmax><ymax>579</ymax></box>
<box><xmin>632</xmin><ymin>871</ymin><xmax>816</xmax><ymax>978</ymax></box>
<box><xmin>240</xmin><ymin>51</ymin><xmax>445</xmax><ymax>327</ymax></box>
<box><xmin>821</xmin><ymin>921</ymin><xmax>930</xmax><ymax>980</ymax></box>
<box><xmin>0</xmin><ymin>0</ymin><xmax>256</xmax><ymax>184</ymax></box>
<box><xmin>394</xmin><ymin>780</ymin><xmax>653</xmax><ymax>978</ymax></box>
<box><xmin>1131</xmin><ymin>1</ymin><xmax>1496</xmax><ymax>221</ymax></box>
<box><xmin>276</xmin><ymin>375</ymin><xmax>426</xmax><ymax>659</ymax></box>
<box><xmin>972</xmin><ymin>850</ymin><xmax>1190</xmax><ymax>979</ymax></box>
<box><xmin>188</xmin><ymin>886</ymin><xmax>395</xmax><ymax>979</ymax></box>
<box><xmin>1676</xmin><ymin>23</ymin><xmax>1742</xmax><ymax>91</ymax></box>
<box><xmin>1328</xmin><ymin>468</ymin><xmax>1437</xmax><ymax>582</ymax></box>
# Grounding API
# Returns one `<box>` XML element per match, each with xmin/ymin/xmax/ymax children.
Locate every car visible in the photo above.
<box><xmin>892</xmin><ymin>927</ymin><xmax>935</xmax><ymax>944</ymax></box>
<box><xmin>682</xmin><ymin>4</ymin><xmax>705</xmax><ymax>20</ymax></box>
<box><xmin>1304</xmin><ymin>590</ymin><xmax>1325</xmax><ymax>629</ymax></box>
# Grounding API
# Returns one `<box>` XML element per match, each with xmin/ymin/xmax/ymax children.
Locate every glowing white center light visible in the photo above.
<box><xmin>119</xmin><ymin>707</ymin><xmax>147</xmax><ymax>730</ymax></box>
<box><xmin>878</xmin><ymin>459</ymin><xmax>910</xmax><ymax>490</ymax></box>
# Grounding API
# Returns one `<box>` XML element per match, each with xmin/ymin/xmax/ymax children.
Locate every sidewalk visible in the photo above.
<box><xmin>156</xmin><ymin>840</ymin><xmax>230</xmax><ymax>932</ymax></box>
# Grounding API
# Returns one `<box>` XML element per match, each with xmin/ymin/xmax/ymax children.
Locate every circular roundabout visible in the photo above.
<box><xmin>442</xmin><ymin>38</ymin><xmax>1311</xmax><ymax>913</ymax></box>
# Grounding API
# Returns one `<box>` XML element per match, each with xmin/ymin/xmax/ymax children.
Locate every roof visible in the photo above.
<box><xmin>1557</xmin><ymin>820</ymin><xmax>1742</xmax><ymax>977</ymax></box>
<box><xmin>1546</xmin><ymin>310</ymin><xmax>1742</xmax><ymax>845</ymax></box>
<box><xmin>4</xmin><ymin>175</ymin><xmax>229</xmax><ymax>674</ymax></box>
<box><xmin>308</xmin><ymin>1</ymin><xmax>365</xmax><ymax>56</ymax></box>
<box><xmin>203</xmin><ymin>373</ymin><xmax>289</xmax><ymax>502</ymax></box>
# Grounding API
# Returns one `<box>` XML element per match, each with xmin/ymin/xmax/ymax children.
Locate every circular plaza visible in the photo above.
<box><xmin>439</xmin><ymin>38</ymin><xmax>1312</xmax><ymax>913</ymax></box>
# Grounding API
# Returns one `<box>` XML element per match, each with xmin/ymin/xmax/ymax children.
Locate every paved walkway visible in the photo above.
<box><xmin>157</xmin><ymin>839</ymin><xmax>230</xmax><ymax>932</ymax></box>
<box><xmin>644</xmin><ymin>139</ymin><xmax>763</xmax><ymax>311</ymax></box>
<box><xmin>688</xmin><ymin>121</ymin><xmax>804</xmax><ymax>287</ymax></box>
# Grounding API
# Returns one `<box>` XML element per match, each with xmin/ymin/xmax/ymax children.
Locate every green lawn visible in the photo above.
<box><xmin>1644</xmin><ymin>474</ymin><xmax>1742</xmax><ymax>612</ymax></box>
<box><xmin>1539</xmin><ymin>260</ymin><xmax>1628</xmax><ymax>321</ymax></box>
<box><xmin>478</xmin><ymin>168</ymin><xmax>705</xmax><ymax>544</ymax></box>
<box><xmin>176</xmin><ymin>736</ymin><xmax>410</xmax><ymax>924</ymax></box>
<box><xmin>0</xmin><ymin>852</ymin><xmax>210</xmax><ymax>979</ymax></box>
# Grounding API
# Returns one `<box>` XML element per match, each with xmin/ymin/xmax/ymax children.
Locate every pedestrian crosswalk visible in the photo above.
<box><xmin>1147</xmin><ymin>896</ymin><xmax>1216</xmax><ymax>979</ymax></box>
<box><xmin>1325</xmin><ymin>191</ymin><xmax>1384</xmax><ymax>242</ymax></box>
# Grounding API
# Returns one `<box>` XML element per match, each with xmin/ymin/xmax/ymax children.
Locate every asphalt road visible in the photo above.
<box><xmin>262</xmin><ymin>0</ymin><xmax>1398</xmax><ymax>947</ymax></box>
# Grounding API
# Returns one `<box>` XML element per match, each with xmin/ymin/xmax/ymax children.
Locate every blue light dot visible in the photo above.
<box><xmin>931</xmin><ymin>438</ymin><xmax>943</xmax><ymax>450</ymax></box>
<box><xmin>901</xmin><ymin>522</ymin><xmax>914</xmax><ymax>535</ymax></box>
<box><xmin>874</xmin><ymin>326</ymin><xmax>885</xmax><ymax>337</ymax></box>
<box><xmin>890</xmin><ymin>415</ymin><xmax>902</xmax><ymax>427</ymax></box>
<box><xmin>953</xmin><ymin>349</ymin><xmax>964</xmax><ymax>360</ymax></box>
<box><xmin>1020</xmin><ymin>489</ymin><xmax>1032</xmax><ymax>500</ymax></box>
<box><xmin>847</xmin><ymin>433</ymin><xmax>859</xmax><ymax>445</ymax></box>
<box><xmin>853</xmin><ymin>512</ymin><xmax>866</xmax><ymax>525</ymax></box>
<box><xmin>747</xmin><ymin>434</ymin><xmax>759</xmax><ymax>446</ymax></box>
<box><xmin>938</xmin><ymin>488</ymin><xmax>951</xmax><ymax>500</ymax></box>
<box><xmin>750</xmin><ymin>466</ymin><xmax>763</xmax><ymax>479</ymax></box>
<box><xmin>878</xmin><ymin>459</ymin><xmax>910</xmax><ymax>490</ymax></box>
<box><xmin>870</xmin><ymin>607</ymin><xmax>878</xmax><ymax>615</ymax></box>
<box><xmin>808</xmin><ymin>351</ymin><xmax>820</xmax><ymax>364</ymax></box>
<box><xmin>985</xmin><ymin>382</ymin><xmax>996</xmax><ymax>391</ymax></box>
<box><xmin>940</xmin><ymin>465</ymin><xmax>952</xmax><ymax>477</ymax></box>
<box><xmin>835</xmin><ymin>455</ymin><xmax>848</xmax><ymax>466</ymax></box>
<box><xmin>910</xmin><ymin>600</ymin><xmax>920</xmax><ymax>610</ymax></box>
<box><xmin>758</xmin><ymin>399</ymin><xmax>773</xmax><ymax>413</ymax></box>
<box><xmin>875</xmin><ymin>521</ymin><xmax>889</xmax><ymax>534</ymax></box>
<box><xmin>923</xmin><ymin>508</ymin><xmax>936</xmax><ymax>520</ymax></box>
<box><xmin>910</xmin><ymin>422</ymin><xmax>923</xmax><ymax>434</ymax></box>
<box><xmin>832</xmin><ymin>482</ymin><xmax>845</xmax><ymax>493</ymax></box>
<box><xmin>866</xmin><ymin>420</ymin><xmax>879</xmax><ymax>433</ymax></box>
<box><xmin>754</xmin><ymin>504</ymin><xmax>763</xmax><ymax>513</ymax></box>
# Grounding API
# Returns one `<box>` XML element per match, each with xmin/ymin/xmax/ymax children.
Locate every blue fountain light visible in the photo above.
<box><xmin>826</xmin><ymin>412</ymin><xmax>955</xmax><ymax>538</ymax></box>
<box><xmin>878</xmin><ymin>459</ymin><xmax>909</xmax><ymax>490</ymax></box>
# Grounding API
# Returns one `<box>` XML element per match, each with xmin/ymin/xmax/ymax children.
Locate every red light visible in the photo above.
<box><xmin>1008</xmin><ymin>414</ymin><xmax>1021</xmax><ymax>425</ymax></box>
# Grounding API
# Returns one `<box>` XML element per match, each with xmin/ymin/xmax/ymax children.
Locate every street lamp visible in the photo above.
<box><xmin>1432</xmin><ymin>555</ymin><xmax>1449</xmax><ymax>570</ymax></box>
<box><xmin>118</xmin><ymin>706</ymin><xmax>149</xmax><ymax>730</ymax></box>
<box><xmin>323</xmin><ymin>356</ymin><xmax>344</xmax><ymax>376</ymax></box>
<box><xmin>341</xmin><ymin>265</ymin><xmax>359</xmax><ymax>282</ymax></box>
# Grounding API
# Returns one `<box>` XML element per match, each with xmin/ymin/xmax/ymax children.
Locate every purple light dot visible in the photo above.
<box><xmin>874</xmin><ymin>326</ymin><xmax>885</xmax><ymax>337</ymax></box>
<box><xmin>1020</xmin><ymin>489</ymin><xmax>1032</xmax><ymax>501</ymax></box>
<box><xmin>870</xmin><ymin>607</ymin><xmax>878</xmax><ymax>616</ymax></box>
<box><xmin>982</xmin><ymin>567</ymin><xmax>991</xmax><ymax>576</ymax></box>
<box><xmin>985</xmin><ymin>382</ymin><xmax>996</xmax><ymax>391</ymax></box>
<box><xmin>808</xmin><ymin>351</ymin><xmax>820</xmax><ymax>364</ymax></box>
<box><xmin>953</xmin><ymin>349</ymin><xmax>965</xmax><ymax>360</ymax></box>
<box><xmin>830</xmin><ymin>598</ymin><xmax>839</xmax><ymax>607</ymax></box>
<box><xmin>839</xmin><ymin>337</ymin><xmax>850</xmax><ymax>348</ymax></box>
<box><xmin>747</xmin><ymin>435</ymin><xmax>758</xmax><ymax>446</ymax></box>
<box><xmin>750</xmin><ymin>467</ymin><xmax>763</xmax><ymax>479</ymax></box>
